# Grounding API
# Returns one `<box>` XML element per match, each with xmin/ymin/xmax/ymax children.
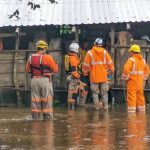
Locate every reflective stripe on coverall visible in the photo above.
<box><xmin>122</xmin><ymin>54</ymin><xmax>149</xmax><ymax>113</ymax></box>
<box><xmin>31</xmin><ymin>77</ymin><xmax>53</xmax><ymax>114</ymax></box>
<box><xmin>67</xmin><ymin>53</ymin><xmax>88</xmax><ymax>105</ymax></box>
<box><xmin>82</xmin><ymin>46</ymin><xmax>114</xmax><ymax>108</ymax></box>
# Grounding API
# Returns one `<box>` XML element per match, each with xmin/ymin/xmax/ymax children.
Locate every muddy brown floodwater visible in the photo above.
<box><xmin>0</xmin><ymin>105</ymin><xmax>150</xmax><ymax>150</ymax></box>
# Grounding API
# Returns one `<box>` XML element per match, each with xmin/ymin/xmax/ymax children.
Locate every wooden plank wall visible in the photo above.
<box><xmin>114</xmin><ymin>31</ymin><xmax>149</xmax><ymax>88</ymax></box>
<box><xmin>0</xmin><ymin>33</ymin><xmax>150</xmax><ymax>90</ymax></box>
<box><xmin>0</xmin><ymin>50</ymin><xmax>67</xmax><ymax>90</ymax></box>
<box><xmin>115</xmin><ymin>32</ymin><xmax>131</xmax><ymax>87</ymax></box>
<box><xmin>0</xmin><ymin>52</ymin><xmax>26</xmax><ymax>87</ymax></box>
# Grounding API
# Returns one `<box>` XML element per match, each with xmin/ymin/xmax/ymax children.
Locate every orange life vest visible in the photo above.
<box><xmin>29</xmin><ymin>54</ymin><xmax>51</xmax><ymax>77</ymax></box>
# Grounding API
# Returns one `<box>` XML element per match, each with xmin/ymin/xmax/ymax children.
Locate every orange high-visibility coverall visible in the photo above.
<box><xmin>69</xmin><ymin>53</ymin><xmax>80</xmax><ymax>79</ymax></box>
<box><xmin>122</xmin><ymin>54</ymin><xmax>149</xmax><ymax>113</ymax></box>
<box><xmin>67</xmin><ymin>52</ymin><xmax>88</xmax><ymax>105</ymax></box>
<box><xmin>82</xmin><ymin>46</ymin><xmax>114</xmax><ymax>108</ymax></box>
<box><xmin>26</xmin><ymin>51</ymin><xmax>58</xmax><ymax>119</ymax></box>
<box><xmin>67</xmin><ymin>52</ymin><xmax>80</xmax><ymax>104</ymax></box>
<box><xmin>82</xmin><ymin>46</ymin><xmax>114</xmax><ymax>83</ymax></box>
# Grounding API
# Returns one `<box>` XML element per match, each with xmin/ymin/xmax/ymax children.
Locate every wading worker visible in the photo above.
<box><xmin>78</xmin><ymin>39</ymin><xmax>89</xmax><ymax>106</ymax></box>
<box><xmin>66</xmin><ymin>42</ymin><xmax>88</xmax><ymax>109</ymax></box>
<box><xmin>122</xmin><ymin>44</ymin><xmax>149</xmax><ymax>113</ymax></box>
<box><xmin>82</xmin><ymin>38</ymin><xmax>114</xmax><ymax>110</ymax></box>
<box><xmin>26</xmin><ymin>40</ymin><xmax>58</xmax><ymax>120</ymax></box>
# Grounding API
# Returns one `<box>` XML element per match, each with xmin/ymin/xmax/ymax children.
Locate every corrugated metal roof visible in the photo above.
<box><xmin>0</xmin><ymin>0</ymin><xmax>150</xmax><ymax>27</ymax></box>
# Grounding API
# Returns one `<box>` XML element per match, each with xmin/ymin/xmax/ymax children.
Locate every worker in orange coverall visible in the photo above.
<box><xmin>122</xmin><ymin>44</ymin><xmax>149</xmax><ymax>113</ymax></box>
<box><xmin>66</xmin><ymin>42</ymin><xmax>87</xmax><ymax>109</ymax></box>
<box><xmin>26</xmin><ymin>40</ymin><xmax>58</xmax><ymax>120</ymax></box>
<box><xmin>78</xmin><ymin>40</ymin><xmax>89</xmax><ymax>106</ymax></box>
<box><xmin>82</xmin><ymin>38</ymin><xmax>114</xmax><ymax>110</ymax></box>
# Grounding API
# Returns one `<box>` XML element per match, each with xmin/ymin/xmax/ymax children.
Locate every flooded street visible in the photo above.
<box><xmin>1</xmin><ymin>105</ymin><xmax>150</xmax><ymax>150</ymax></box>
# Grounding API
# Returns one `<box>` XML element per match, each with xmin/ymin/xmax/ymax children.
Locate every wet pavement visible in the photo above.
<box><xmin>0</xmin><ymin>105</ymin><xmax>150</xmax><ymax>150</ymax></box>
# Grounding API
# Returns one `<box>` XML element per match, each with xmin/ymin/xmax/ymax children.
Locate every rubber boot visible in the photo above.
<box><xmin>32</xmin><ymin>112</ymin><xmax>40</xmax><ymax>120</ymax></box>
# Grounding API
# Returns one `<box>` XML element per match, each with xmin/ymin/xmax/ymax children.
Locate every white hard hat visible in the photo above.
<box><xmin>94</xmin><ymin>38</ymin><xmax>103</xmax><ymax>46</ymax></box>
<box><xmin>69</xmin><ymin>43</ymin><xmax>79</xmax><ymax>53</ymax></box>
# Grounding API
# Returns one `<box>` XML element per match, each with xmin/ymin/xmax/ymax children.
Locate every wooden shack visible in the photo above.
<box><xmin>0</xmin><ymin>22</ymin><xmax>150</xmax><ymax>106</ymax></box>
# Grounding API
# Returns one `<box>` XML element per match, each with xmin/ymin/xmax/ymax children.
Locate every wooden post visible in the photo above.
<box><xmin>110</xmin><ymin>23</ymin><xmax>115</xmax><ymax>87</ymax></box>
<box><xmin>13</xmin><ymin>27</ymin><xmax>22</xmax><ymax>107</ymax></box>
<box><xmin>75</xmin><ymin>26</ymin><xmax>79</xmax><ymax>43</ymax></box>
<box><xmin>0</xmin><ymin>37</ymin><xmax>3</xmax><ymax>51</ymax></box>
<box><xmin>111</xmin><ymin>24</ymin><xmax>115</xmax><ymax>57</ymax></box>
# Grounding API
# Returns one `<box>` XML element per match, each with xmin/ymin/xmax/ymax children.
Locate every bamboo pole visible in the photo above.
<box><xmin>13</xmin><ymin>27</ymin><xmax>22</xmax><ymax>107</ymax></box>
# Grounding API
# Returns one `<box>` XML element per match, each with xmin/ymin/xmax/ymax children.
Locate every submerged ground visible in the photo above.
<box><xmin>0</xmin><ymin>105</ymin><xmax>150</xmax><ymax>150</ymax></box>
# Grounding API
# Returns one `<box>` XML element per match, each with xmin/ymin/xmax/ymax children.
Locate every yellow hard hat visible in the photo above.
<box><xmin>35</xmin><ymin>40</ymin><xmax>48</xmax><ymax>50</ymax></box>
<box><xmin>129</xmin><ymin>44</ymin><xmax>140</xmax><ymax>53</ymax></box>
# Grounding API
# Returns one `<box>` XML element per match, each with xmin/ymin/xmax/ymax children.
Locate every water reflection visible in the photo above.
<box><xmin>66</xmin><ymin>108</ymin><xmax>89</xmax><ymax>149</ymax></box>
<box><xmin>65</xmin><ymin>108</ymin><xmax>115</xmax><ymax>150</ymax></box>
<box><xmin>0</xmin><ymin>107</ymin><xmax>150</xmax><ymax>149</ymax></box>
<box><xmin>31</xmin><ymin>121</ymin><xmax>54</xmax><ymax>150</ymax></box>
<box><xmin>90</xmin><ymin>111</ymin><xmax>115</xmax><ymax>150</ymax></box>
<box><xmin>125</xmin><ymin>113</ymin><xmax>147</xmax><ymax>150</ymax></box>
